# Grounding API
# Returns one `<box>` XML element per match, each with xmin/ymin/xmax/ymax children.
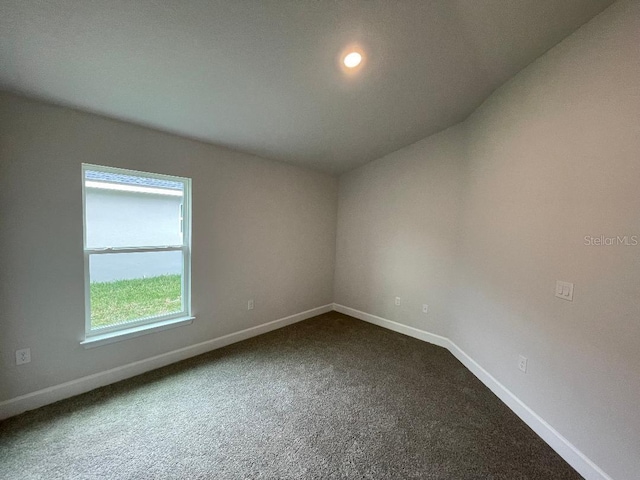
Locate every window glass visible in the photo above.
<box><xmin>89</xmin><ymin>251</ymin><xmax>184</xmax><ymax>329</ymax></box>
<box><xmin>84</xmin><ymin>169</ymin><xmax>184</xmax><ymax>248</ymax></box>
<box><xmin>83</xmin><ymin>165</ymin><xmax>191</xmax><ymax>336</ymax></box>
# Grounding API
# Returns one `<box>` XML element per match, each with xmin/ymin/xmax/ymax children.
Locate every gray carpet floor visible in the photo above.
<box><xmin>0</xmin><ymin>312</ymin><xmax>582</xmax><ymax>479</ymax></box>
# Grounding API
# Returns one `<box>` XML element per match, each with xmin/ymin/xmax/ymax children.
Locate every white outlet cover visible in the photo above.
<box><xmin>394</xmin><ymin>297</ymin><xmax>401</xmax><ymax>306</ymax></box>
<box><xmin>518</xmin><ymin>354</ymin><xmax>528</xmax><ymax>373</ymax></box>
<box><xmin>16</xmin><ymin>348</ymin><xmax>31</xmax><ymax>365</ymax></box>
<box><xmin>247</xmin><ymin>299</ymin><xmax>254</xmax><ymax>310</ymax></box>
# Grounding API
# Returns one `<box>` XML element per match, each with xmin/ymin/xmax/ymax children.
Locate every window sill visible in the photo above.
<box><xmin>80</xmin><ymin>316</ymin><xmax>195</xmax><ymax>349</ymax></box>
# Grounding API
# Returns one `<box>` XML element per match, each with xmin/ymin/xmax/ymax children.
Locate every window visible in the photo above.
<box><xmin>82</xmin><ymin>164</ymin><xmax>192</xmax><ymax>344</ymax></box>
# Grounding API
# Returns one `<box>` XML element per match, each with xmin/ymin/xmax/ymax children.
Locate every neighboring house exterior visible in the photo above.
<box><xmin>84</xmin><ymin>170</ymin><xmax>184</xmax><ymax>282</ymax></box>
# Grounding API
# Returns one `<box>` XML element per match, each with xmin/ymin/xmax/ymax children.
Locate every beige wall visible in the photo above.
<box><xmin>0</xmin><ymin>93</ymin><xmax>337</xmax><ymax>401</ymax></box>
<box><xmin>334</xmin><ymin>125</ymin><xmax>466</xmax><ymax>337</ymax></box>
<box><xmin>335</xmin><ymin>1</ymin><xmax>640</xmax><ymax>478</ymax></box>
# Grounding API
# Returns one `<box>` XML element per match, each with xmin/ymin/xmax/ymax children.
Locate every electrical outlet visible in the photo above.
<box><xmin>518</xmin><ymin>355</ymin><xmax>528</xmax><ymax>373</ymax></box>
<box><xmin>16</xmin><ymin>348</ymin><xmax>31</xmax><ymax>365</ymax></box>
<box><xmin>394</xmin><ymin>297</ymin><xmax>401</xmax><ymax>306</ymax></box>
<box><xmin>247</xmin><ymin>299</ymin><xmax>254</xmax><ymax>310</ymax></box>
<box><xmin>422</xmin><ymin>304</ymin><xmax>429</xmax><ymax>314</ymax></box>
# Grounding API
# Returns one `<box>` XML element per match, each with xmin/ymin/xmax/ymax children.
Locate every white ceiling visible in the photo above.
<box><xmin>0</xmin><ymin>0</ymin><xmax>615</xmax><ymax>175</ymax></box>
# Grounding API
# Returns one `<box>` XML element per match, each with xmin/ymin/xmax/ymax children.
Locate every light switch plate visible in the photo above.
<box><xmin>555</xmin><ymin>281</ymin><xmax>574</xmax><ymax>301</ymax></box>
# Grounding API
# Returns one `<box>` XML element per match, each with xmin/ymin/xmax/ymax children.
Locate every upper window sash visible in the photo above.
<box><xmin>82</xmin><ymin>164</ymin><xmax>190</xmax><ymax>250</ymax></box>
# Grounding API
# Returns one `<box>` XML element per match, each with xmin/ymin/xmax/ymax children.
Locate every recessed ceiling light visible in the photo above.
<box><xmin>343</xmin><ymin>52</ymin><xmax>362</xmax><ymax>68</ymax></box>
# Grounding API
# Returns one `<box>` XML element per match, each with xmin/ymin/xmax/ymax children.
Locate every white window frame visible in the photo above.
<box><xmin>81</xmin><ymin>164</ymin><xmax>192</xmax><ymax>346</ymax></box>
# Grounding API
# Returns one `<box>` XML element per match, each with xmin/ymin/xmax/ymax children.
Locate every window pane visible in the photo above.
<box><xmin>84</xmin><ymin>169</ymin><xmax>184</xmax><ymax>248</ymax></box>
<box><xmin>89</xmin><ymin>251</ymin><xmax>184</xmax><ymax>329</ymax></box>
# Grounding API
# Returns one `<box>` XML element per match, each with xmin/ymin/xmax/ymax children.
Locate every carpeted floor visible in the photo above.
<box><xmin>0</xmin><ymin>312</ymin><xmax>582</xmax><ymax>479</ymax></box>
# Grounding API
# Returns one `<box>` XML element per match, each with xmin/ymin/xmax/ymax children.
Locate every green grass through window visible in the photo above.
<box><xmin>90</xmin><ymin>274</ymin><xmax>182</xmax><ymax>329</ymax></box>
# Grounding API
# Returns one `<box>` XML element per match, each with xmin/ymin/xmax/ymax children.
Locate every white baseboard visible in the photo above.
<box><xmin>0</xmin><ymin>304</ymin><xmax>333</xmax><ymax>421</ymax></box>
<box><xmin>333</xmin><ymin>304</ymin><xmax>450</xmax><ymax>349</ymax></box>
<box><xmin>332</xmin><ymin>303</ymin><xmax>613</xmax><ymax>480</ymax></box>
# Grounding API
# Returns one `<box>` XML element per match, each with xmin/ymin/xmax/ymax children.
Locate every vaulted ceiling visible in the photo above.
<box><xmin>0</xmin><ymin>0</ymin><xmax>615</xmax><ymax>174</ymax></box>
